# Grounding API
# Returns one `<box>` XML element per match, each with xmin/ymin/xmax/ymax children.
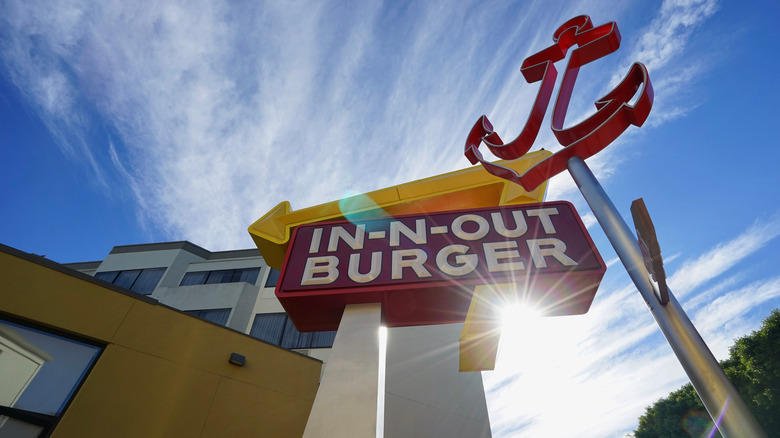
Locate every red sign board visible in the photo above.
<box><xmin>277</xmin><ymin>202</ymin><xmax>605</xmax><ymax>331</ymax></box>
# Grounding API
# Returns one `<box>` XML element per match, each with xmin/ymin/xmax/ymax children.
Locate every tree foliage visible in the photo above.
<box><xmin>634</xmin><ymin>309</ymin><xmax>780</xmax><ymax>437</ymax></box>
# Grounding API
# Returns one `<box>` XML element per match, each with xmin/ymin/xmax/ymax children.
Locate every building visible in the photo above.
<box><xmin>0</xmin><ymin>243</ymin><xmax>321</xmax><ymax>437</ymax></box>
<box><xmin>1</xmin><ymin>240</ymin><xmax>492</xmax><ymax>437</ymax></box>
<box><xmin>64</xmin><ymin>241</ymin><xmax>339</xmax><ymax>366</ymax></box>
<box><xmin>68</xmin><ymin>240</ymin><xmax>493</xmax><ymax>437</ymax></box>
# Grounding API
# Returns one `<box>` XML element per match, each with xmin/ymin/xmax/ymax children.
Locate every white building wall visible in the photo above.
<box><xmin>184</xmin><ymin>256</ymin><xmax>263</xmax><ymax>272</ymax></box>
<box><xmin>154</xmin><ymin>282</ymin><xmax>261</xmax><ymax>332</ymax></box>
<box><xmin>385</xmin><ymin>324</ymin><xmax>492</xmax><ymax>438</ymax></box>
<box><xmin>249</xmin><ymin>267</ymin><xmax>286</xmax><ymax>319</ymax></box>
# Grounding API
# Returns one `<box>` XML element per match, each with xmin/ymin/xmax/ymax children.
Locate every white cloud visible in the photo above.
<box><xmin>694</xmin><ymin>276</ymin><xmax>780</xmax><ymax>357</ymax></box>
<box><xmin>633</xmin><ymin>0</ymin><xmax>719</xmax><ymax>73</ymax></box>
<box><xmin>0</xmin><ymin>1</ymin><xmax>596</xmax><ymax>249</ymax></box>
<box><xmin>483</xmin><ymin>283</ymin><xmax>690</xmax><ymax>437</ymax></box>
<box><xmin>668</xmin><ymin>214</ymin><xmax>780</xmax><ymax>297</ymax></box>
<box><xmin>0</xmin><ymin>2</ymin><xmax>108</xmax><ymax>186</ymax></box>
<box><xmin>579</xmin><ymin>211</ymin><xmax>597</xmax><ymax>230</ymax></box>
<box><xmin>0</xmin><ymin>0</ymin><xmax>724</xmax><ymax>251</ymax></box>
<box><xmin>627</xmin><ymin>0</ymin><xmax>720</xmax><ymax>128</ymax></box>
<box><xmin>482</xmin><ymin>214</ymin><xmax>780</xmax><ymax>436</ymax></box>
<box><xmin>484</xmin><ymin>259</ymin><xmax>779</xmax><ymax>436</ymax></box>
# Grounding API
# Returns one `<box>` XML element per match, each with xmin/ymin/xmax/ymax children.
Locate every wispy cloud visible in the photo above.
<box><xmin>0</xmin><ymin>4</ymin><xmax>108</xmax><ymax>187</ymax></box>
<box><xmin>483</xmin><ymin>293</ymin><xmax>682</xmax><ymax>437</ymax></box>
<box><xmin>543</xmin><ymin>0</ymin><xmax>720</xmax><ymax>204</ymax></box>
<box><xmin>632</xmin><ymin>0</ymin><xmax>719</xmax><ymax>73</ymax></box>
<box><xmin>629</xmin><ymin>0</ymin><xmax>720</xmax><ymax>128</ymax></box>
<box><xmin>484</xmin><ymin>227</ymin><xmax>780</xmax><ymax>436</ymax></box>
<box><xmin>694</xmin><ymin>276</ymin><xmax>780</xmax><ymax>357</ymax></box>
<box><xmin>668</xmin><ymin>213</ymin><xmax>780</xmax><ymax>297</ymax></box>
<box><xmin>0</xmin><ymin>0</ymin><xmax>722</xmax><ymax>251</ymax></box>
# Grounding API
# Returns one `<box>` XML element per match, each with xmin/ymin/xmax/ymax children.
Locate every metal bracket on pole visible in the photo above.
<box><xmin>566</xmin><ymin>156</ymin><xmax>766</xmax><ymax>438</ymax></box>
<box><xmin>631</xmin><ymin>198</ymin><xmax>669</xmax><ymax>304</ymax></box>
<box><xmin>302</xmin><ymin>303</ymin><xmax>384</xmax><ymax>438</ymax></box>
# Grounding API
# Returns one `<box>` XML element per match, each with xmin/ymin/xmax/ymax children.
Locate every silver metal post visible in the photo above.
<box><xmin>566</xmin><ymin>156</ymin><xmax>766</xmax><ymax>438</ymax></box>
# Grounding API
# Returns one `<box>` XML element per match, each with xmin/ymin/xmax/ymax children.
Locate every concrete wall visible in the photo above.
<box><xmin>385</xmin><ymin>324</ymin><xmax>492</xmax><ymax>438</ymax></box>
<box><xmin>253</xmin><ymin>276</ymin><xmax>286</xmax><ymax>316</ymax></box>
<box><xmin>156</xmin><ymin>282</ymin><xmax>261</xmax><ymax>332</ymax></box>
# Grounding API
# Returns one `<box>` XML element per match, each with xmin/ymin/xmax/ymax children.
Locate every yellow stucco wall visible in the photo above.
<box><xmin>0</xmin><ymin>246</ymin><xmax>321</xmax><ymax>437</ymax></box>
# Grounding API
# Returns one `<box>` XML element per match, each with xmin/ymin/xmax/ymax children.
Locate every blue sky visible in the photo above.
<box><xmin>1</xmin><ymin>0</ymin><xmax>779</xmax><ymax>436</ymax></box>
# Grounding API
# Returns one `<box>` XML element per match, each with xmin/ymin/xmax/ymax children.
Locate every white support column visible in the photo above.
<box><xmin>303</xmin><ymin>302</ymin><xmax>384</xmax><ymax>438</ymax></box>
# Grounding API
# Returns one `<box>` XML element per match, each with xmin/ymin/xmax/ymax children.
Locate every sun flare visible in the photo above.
<box><xmin>500</xmin><ymin>302</ymin><xmax>542</xmax><ymax>331</ymax></box>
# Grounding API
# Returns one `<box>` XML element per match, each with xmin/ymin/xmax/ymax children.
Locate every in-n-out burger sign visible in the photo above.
<box><xmin>263</xmin><ymin>14</ymin><xmax>648</xmax><ymax>335</ymax></box>
<box><xmin>277</xmin><ymin>202</ymin><xmax>605</xmax><ymax>331</ymax></box>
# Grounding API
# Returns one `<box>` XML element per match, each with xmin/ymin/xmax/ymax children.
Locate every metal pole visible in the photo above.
<box><xmin>566</xmin><ymin>156</ymin><xmax>766</xmax><ymax>438</ymax></box>
<box><xmin>303</xmin><ymin>302</ymin><xmax>384</xmax><ymax>438</ymax></box>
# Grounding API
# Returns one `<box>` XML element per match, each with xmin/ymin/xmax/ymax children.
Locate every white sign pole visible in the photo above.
<box><xmin>302</xmin><ymin>302</ymin><xmax>385</xmax><ymax>438</ymax></box>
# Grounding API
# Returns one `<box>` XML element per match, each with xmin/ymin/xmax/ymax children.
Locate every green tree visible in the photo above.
<box><xmin>635</xmin><ymin>383</ymin><xmax>720</xmax><ymax>438</ymax></box>
<box><xmin>723</xmin><ymin>309</ymin><xmax>780</xmax><ymax>433</ymax></box>
<box><xmin>634</xmin><ymin>309</ymin><xmax>780</xmax><ymax>437</ymax></box>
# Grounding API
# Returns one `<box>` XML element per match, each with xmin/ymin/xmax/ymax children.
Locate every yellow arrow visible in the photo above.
<box><xmin>248</xmin><ymin>150</ymin><xmax>552</xmax><ymax>270</ymax></box>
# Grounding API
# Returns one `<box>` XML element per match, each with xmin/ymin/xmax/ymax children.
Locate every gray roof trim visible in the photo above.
<box><xmin>0</xmin><ymin>243</ymin><xmax>159</xmax><ymax>305</ymax></box>
<box><xmin>106</xmin><ymin>241</ymin><xmax>262</xmax><ymax>261</ymax></box>
<box><xmin>206</xmin><ymin>248</ymin><xmax>262</xmax><ymax>260</ymax></box>
<box><xmin>108</xmin><ymin>241</ymin><xmax>212</xmax><ymax>258</ymax></box>
<box><xmin>62</xmin><ymin>261</ymin><xmax>102</xmax><ymax>270</ymax></box>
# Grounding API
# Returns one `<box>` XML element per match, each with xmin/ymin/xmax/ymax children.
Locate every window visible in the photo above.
<box><xmin>93</xmin><ymin>270</ymin><xmax>119</xmax><ymax>283</ymax></box>
<box><xmin>131</xmin><ymin>269</ymin><xmax>167</xmax><ymax>294</ymax></box>
<box><xmin>183</xmin><ymin>309</ymin><xmax>232</xmax><ymax>326</ymax></box>
<box><xmin>114</xmin><ymin>270</ymin><xmax>141</xmax><ymax>289</ymax></box>
<box><xmin>264</xmin><ymin>268</ymin><xmax>280</xmax><ymax>287</ymax></box>
<box><xmin>249</xmin><ymin>313</ymin><xmax>286</xmax><ymax>344</ymax></box>
<box><xmin>249</xmin><ymin>313</ymin><xmax>336</xmax><ymax>349</ymax></box>
<box><xmin>0</xmin><ymin>317</ymin><xmax>102</xmax><ymax>436</ymax></box>
<box><xmin>94</xmin><ymin>268</ymin><xmax>166</xmax><ymax>295</ymax></box>
<box><xmin>179</xmin><ymin>268</ymin><xmax>260</xmax><ymax>286</ymax></box>
<box><xmin>179</xmin><ymin>271</ymin><xmax>207</xmax><ymax>286</ymax></box>
<box><xmin>311</xmin><ymin>330</ymin><xmax>338</xmax><ymax>349</ymax></box>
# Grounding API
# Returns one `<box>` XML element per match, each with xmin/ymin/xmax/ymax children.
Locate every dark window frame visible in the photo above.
<box><xmin>183</xmin><ymin>308</ymin><xmax>232</xmax><ymax>326</ymax></box>
<box><xmin>94</xmin><ymin>267</ymin><xmax>166</xmax><ymax>295</ymax></box>
<box><xmin>249</xmin><ymin>313</ymin><xmax>336</xmax><ymax>349</ymax></box>
<box><xmin>0</xmin><ymin>313</ymin><xmax>105</xmax><ymax>438</ymax></box>
<box><xmin>0</xmin><ymin>404</ymin><xmax>57</xmax><ymax>434</ymax></box>
<box><xmin>93</xmin><ymin>270</ymin><xmax>119</xmax><ymax>283</ymax></box>
<box><xmin>179</xmin><ymin>271</ymin><xmax>208</xmax><ymax>286</ymax></box>
<box><xmin>264</xmin><ymin>268</ymin><xmax>280</xmax><ymax>287</ymax></box>
<box><xmin>129</xmin><ymin>268</ymin><xmax>166</xmax><ymax>294</ymax></box>
<box><xmin>179</xmin><ymin>268</ymin><xmax>260</xmax><ymax>287</ymax></box>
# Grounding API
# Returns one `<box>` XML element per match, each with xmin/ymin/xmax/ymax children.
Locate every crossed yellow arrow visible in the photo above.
<box><xmin>248</xmin><ymin>150</ymin><xmax>551</xmax><ymax>270</ymax></box>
